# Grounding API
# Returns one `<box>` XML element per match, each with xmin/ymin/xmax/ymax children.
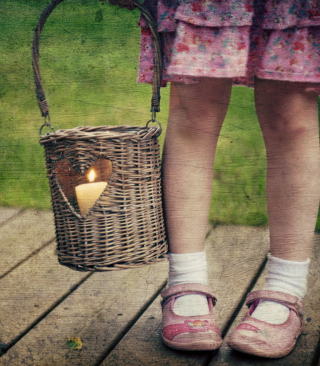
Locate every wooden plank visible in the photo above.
<box><xmin>0</xmin><ymin>207</ymin><xmax>21</xmax><ymax>226</ymax></box>
<box><xmin>103</xmin><ymin>225</ymin><xmax>270</xmax><ymax>365</ymax></box>
<box><xmin>0</xmin><ymin>209</ymin><xmax>55</xmax><ymax>277</ymax></box>
<box><xmin>0</xmin><ymin>260</ymin><xmax>168</xmax><ymax>365</ymax></box>
<box><xmin>210</xmin><ymin>232</ymin><xmax>320</xmax><ymax>365</ymax></box>
<box><xmin>0</xmin><ymin>242</ymin><xmax>87</xmax><ymax>354</ymax></box>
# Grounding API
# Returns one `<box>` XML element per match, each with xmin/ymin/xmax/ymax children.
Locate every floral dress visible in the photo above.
<box><xmin>137</xmin><ymin>0</ymin><xmax>320</xmax><ymax>91</ymax></box>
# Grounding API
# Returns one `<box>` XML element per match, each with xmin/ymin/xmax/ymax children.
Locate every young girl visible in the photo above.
<box><xmin>109</xmin><ymin>0</ymin><xmax>320</xmax><ymax>358</ymax></box>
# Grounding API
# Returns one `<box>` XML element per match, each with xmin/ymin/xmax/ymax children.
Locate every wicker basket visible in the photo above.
<box><xmin>32</xmin><ymin>0</ymin><xmax>168</xmax><ymax>271</ymax></box>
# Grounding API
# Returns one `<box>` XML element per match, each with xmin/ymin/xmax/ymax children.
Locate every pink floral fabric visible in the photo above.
<box><xmin>137</xmin><ymin>0</ymin><xmax>320</xmax><ymax>91</ymax></box>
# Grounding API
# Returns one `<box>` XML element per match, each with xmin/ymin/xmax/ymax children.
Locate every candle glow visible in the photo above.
<box><xmin>87</xmin><ymin>168</ymin><xmax>96</xmax><ymax>183</ymax></box>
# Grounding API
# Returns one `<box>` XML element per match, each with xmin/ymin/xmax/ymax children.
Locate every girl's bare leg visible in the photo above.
<box><xmin>162</xmin><ymin>78</ymin><xmax>232</xmax><ymax>316</ymax></box>
<box><xmin>253</xmin><ymin>79</ymin><xmax>319</xmax><ymax>324</ymax></box>
<box><xmin>255</xmin><ymin>79</ymin><xmax>319</xmax><ymax>262</ymax></box>
<box><xmin>162</xmin><ymin>78</ymin><xmax>233</xmax><ymax>254</ymax></box>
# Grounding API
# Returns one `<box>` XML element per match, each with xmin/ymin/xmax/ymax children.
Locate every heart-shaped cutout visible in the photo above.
<box><xmin>55</xmin><ymin>157</ymin><xmax>113</xmax><ymax>216</ymax></box>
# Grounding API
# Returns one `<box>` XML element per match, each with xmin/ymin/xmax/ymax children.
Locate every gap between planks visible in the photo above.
<box><xmin>92</xmin><ymin>279</ymin><xmax>168</xmax><ymax>366</ymax></box>
<box><xmin>0</xmin><ymin>208</ymin><xmax>24</xmax><ymax>228</ymax></box>
<box><xmin>0</xmin><ymin>272</ymin><xmax>93</xmax><ymax>357</ymax></box>
<box><xmin>0</xmin><ymin>209</ymin><xmax>56</xmax><ymax>277</ymax></box>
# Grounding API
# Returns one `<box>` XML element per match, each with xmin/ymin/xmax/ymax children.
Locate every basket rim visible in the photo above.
<box><xmin>40</xmin><ymin>124</ymin><xmax>161</xmax><ymax>143</ymax></box>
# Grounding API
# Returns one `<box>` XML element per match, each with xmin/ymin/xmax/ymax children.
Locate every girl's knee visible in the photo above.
<box><xmin>254</xmin><ymin>78</ymin><xmax>319</xmax><ymax>141</ymax></box>
<box><xmin>168</xmin><ymin>78</ymin><xmax>232</xmax><ymax>135</ymax></box>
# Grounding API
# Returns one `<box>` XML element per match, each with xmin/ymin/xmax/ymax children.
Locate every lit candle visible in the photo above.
<box><xmin>75</xmin><ymin>168</ymin><xmax>108</xmax><ymax>216</ymax></box>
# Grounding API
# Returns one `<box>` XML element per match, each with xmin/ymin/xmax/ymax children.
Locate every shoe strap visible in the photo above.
<box><xmin>246</xmin><ymin>290</ymin><xmax>304</xmax><ymax>317</ymax></box>
<box><xmin>161</xmin><ymin>283</ymin><xmax>217</xmax><ymax>307</ymax></box>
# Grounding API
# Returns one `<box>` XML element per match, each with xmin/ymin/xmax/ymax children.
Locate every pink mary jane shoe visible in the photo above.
<box><xmin>228</xmin><ymin>290</ymin><xmax>304</xmax><ymax>358</ymax></box>
<box><xmin>161</xmin><ymin>283</ymin><xmax>222</xmax><ymax>351</ymax></box>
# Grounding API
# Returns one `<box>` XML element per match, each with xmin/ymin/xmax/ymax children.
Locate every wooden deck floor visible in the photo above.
<box><xmin>0</xmin><ymin>207</ymin><xmax>319</xmax><ymax>365</ymax></box>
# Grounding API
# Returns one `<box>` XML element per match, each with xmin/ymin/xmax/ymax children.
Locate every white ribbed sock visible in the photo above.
<box><xmin>168</xmin><ymin>251</ymin><xmax>210</xmax><ymax>316</ymax></box>
<box><xmin>252</xmin><ymin>253</ymin><xmax>310</xmax><ymax>325</ymax></box>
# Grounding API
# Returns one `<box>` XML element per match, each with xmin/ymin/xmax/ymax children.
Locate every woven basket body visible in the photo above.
<box><xmin>40</xmin><ymin>125</ymin><xmax>167</xmax><ymax>271</ymax></box>
<box><xmin>34</xmin><ymin>0</ymin><xmax>167</xmax><ymax>271</ymax></box>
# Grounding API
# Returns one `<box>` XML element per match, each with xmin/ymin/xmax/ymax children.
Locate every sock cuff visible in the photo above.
<box><xmin>265</xmin><ymin>253</ymin><xmax>310</xmax><ymax>298</ymax></box>
<box><xmin>168</xmin><ymin>251</ymin><xmax>208</xmax><ymax>287</ymax></box>
<box><xmin>169</xmin><ymin>251</ymin><xmax>206</xmax><ymax>262</ymax></box>
<box><xmin>267</xmin><ymin>253</ymin><xmax>310</xmax><ymax>277</ymax></box>
<box><xmin>169</xmin><ymin>252</ymin><xmax>207</xmax><ymax>271</ymax></box>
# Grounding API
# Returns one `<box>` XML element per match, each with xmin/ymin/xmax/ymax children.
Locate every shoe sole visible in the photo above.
<box><xmin>163</xmin><ymin>332</ymin><xmax>222</xmax><ymax>351</ymax></box>
<box><xmin>227</xmin><ymin>337</ymin><xmax>298</xmax><ymax>358</ymax></box>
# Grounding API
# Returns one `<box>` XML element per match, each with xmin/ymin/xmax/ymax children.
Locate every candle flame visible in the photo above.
<box><xmin>87</xmin><ymin>168</ymin><xmax>97</xmax><ymax>183</ymax></box>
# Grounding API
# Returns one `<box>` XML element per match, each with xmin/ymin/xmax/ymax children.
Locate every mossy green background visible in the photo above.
<box><xmin>1</xmin><ymin>0</ymin><xmax>319</xmax><ymax>229</ymax></box>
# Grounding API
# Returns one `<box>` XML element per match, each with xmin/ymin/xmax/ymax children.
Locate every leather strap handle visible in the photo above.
<box><xmin>32</xmin><ymin>0</ymin><xmax>162</xmax><ymax>120</ymax></box>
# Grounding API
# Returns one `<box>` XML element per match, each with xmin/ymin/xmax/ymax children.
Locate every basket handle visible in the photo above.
<box><xmin>32</xmin><ymin>0</ymin><xmax>162</xmax><ymax>121</ymax></box>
